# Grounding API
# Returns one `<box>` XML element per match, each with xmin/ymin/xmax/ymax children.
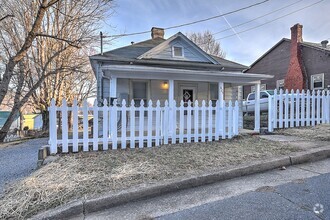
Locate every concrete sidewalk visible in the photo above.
<box><xmin>85</xmin><ymin>159</ymin><xmax>330</xmax><ymax>220</ymax></box>
<box><xmin>31</xmin><ymin>139</ymin><xmax>330</xmax><ymax>220</ymax></box>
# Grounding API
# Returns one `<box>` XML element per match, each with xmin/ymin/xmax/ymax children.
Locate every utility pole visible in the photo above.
<box><xmin>100</xmin><ymin>31</ymin><xmax>103</xmax><ymax>55</ymax></box>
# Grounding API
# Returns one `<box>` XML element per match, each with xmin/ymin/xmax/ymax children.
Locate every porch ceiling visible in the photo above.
<box><xmin>101</xmin><ymin>65</ymin><xmax>273</xmax><ymax>85</ymax></box>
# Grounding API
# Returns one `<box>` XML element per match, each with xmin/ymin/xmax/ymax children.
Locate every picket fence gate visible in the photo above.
<box><xmin>49</xmin><ymin>99</ymin><xmax>240</xmax><ymax>154</ymax></box>
<box><xmin>268</xmin><ymin>89</ymin><xmax>330</xmax><ymax>132</ymax></box>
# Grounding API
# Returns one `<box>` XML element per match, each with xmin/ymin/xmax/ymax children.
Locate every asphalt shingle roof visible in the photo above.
<box><xmin>94</xmin><ymin>36</ymin><xmax>247</xmax><ymax>70</ymax></box>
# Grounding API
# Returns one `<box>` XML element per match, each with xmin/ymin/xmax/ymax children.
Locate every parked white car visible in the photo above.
<box><xmin>243</xmin><ymin>90</ymin><xmax>275</xmax><ymax>114</ymax></box>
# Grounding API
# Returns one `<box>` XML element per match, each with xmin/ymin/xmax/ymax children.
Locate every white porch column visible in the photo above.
<box><xmin>218</xmin><ymin>82</ymin><xmax>224</xmax><ymax>103</ymax></box>
<box><xmin>254</xmin><ymin>82</ymin><xmax>261</xmax><ymax>132</ymax></box>
<box><xmin>168</xmin><ymin>79</ymin><xmax>174</xmax><ymax>103</ymax></box>
<box><xmin>109</xmin><ymin>76</ymin><xmax>117</xmax><ymax>99</ymax></box>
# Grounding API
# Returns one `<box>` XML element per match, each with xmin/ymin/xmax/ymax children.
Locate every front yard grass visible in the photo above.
<box><xmin>0</xmin><ymin>135</ymin><xmax>302</xmax><ymax>219</ymax></box>
<box><xmin>275</xmin><ymin>124</ymin><xmax>330</xmax><ymax>141</ymax></box>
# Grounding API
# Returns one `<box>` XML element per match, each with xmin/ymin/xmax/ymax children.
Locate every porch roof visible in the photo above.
<box><xmin>101</xmin><ymin>65</ymin><xmax>273</xmax><ymax>85</ymax></box>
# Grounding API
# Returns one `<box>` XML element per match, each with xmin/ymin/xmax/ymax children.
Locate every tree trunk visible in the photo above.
<box><xmin>42</xmin><ymin>110</ymin><xmax>49</xmax><ymax>131</ymax></box>
<box><xmin>0</xmin><ymin>106</ymin><xmax>19</xmax><ymax>142</ymax></box>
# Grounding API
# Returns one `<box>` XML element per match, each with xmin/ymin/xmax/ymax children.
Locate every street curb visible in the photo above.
<box><xmin>30</xmin><ymin>146</ymin><xmax>330</xmax><ymax>220</ymax></box>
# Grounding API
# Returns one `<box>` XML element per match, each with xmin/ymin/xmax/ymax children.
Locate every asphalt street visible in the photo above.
<box><xmin>0</xmin><ymin>138</ymin><xmax>48</xmax><ymax>194</ymax></box>
<box><xmin>158</xmin><ymin>172</ymin><xmax>330</xmax><ymax>220</ymax></box>
<box><xmin>86</xmin><ymin>159</ymin><xmax>330</xmax><ymax>220</ymax></box>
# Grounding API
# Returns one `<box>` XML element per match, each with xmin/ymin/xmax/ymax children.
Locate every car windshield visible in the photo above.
<box><xmin>267</xmin><ymin>90</ymin><xmax>275</xmax><ymax>95</ymax></box>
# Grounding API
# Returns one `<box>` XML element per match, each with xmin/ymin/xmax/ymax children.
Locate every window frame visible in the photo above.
<box><xmin>276</xmin><ymin>79</ymin><xmax>285</xmax><ymax>91</ymax></box>
<box><xmin>172</xmin><ymin>46</ymin><xmax>184</xmax><ymax>58</ymax></box>
<box><xmin>311</xmin><ymin>73</ymin><xmax>324</xmax><ymax>90</ymax></box>
<box><xmin>251</xmin><ymin>84</ymin><xmax>266</xmax><ymax>93</ymax></box>
<box><xmin>130</xmin><ymin>80</ymin><xmax>150</xmax><ymax>106</ymax></box>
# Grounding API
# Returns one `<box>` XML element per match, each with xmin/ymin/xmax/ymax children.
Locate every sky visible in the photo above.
<box><xmin>101</xmin><ymin>0</ymin><xmax>330</xmax><ymax>66</ymax></box>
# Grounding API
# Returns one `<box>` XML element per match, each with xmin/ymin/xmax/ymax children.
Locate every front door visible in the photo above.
<box><xmin>182</xmin><ymin>89</ymin><xmax>194</xmax><ymax>107</ymax></box>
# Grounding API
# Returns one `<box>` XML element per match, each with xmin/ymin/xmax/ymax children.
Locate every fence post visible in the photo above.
<box><xmin>311</xmin><ymin>90</ymin><xmax>315</xmax><ymax>126</ymax></box>
<box><xmin>93</xmin><ymin>99</ymin><xmax>99</xmax><ymax>151</ymax></box>
<box><xmin>121</xmin><ymin>99</ymin><xmax>127</xmax><ymax>149</ymax></box>
<box><xmin>234</xmin><ymin>100</ymin><xmax>239</xmax><ymax>135</ymax></box>
<box><xmin>130</xmin><ymin>99</ymin><xmax>135</xmax><ymax>148</ymax></box>
<box><xmin>301</xmin><ymin>90</ymin><xmax>305</xmax><ymax>126</ymax></box>
<box><xmin>194</xmin><ymin>100</ymin><xmax>199</xmax><ymax>142</ymax></box>
<box><xmin>171</xmin><ymin>100</ymin><xmax>177</xmax><ymax>144</ymax></box>
<box><xmin>61</xmin><ymin>99</ymin><xmax>68</xmax><ymax>153</ymax></box>
<box><xmin>83</xmin><ymin>100</ymin><xmax>89</xmax><ymax>151</ymax></box>
<box><xmin>201</xmin><ymin>100</ymin><xmax>206</xmax><ymax>142</ymax></box>
<box><xmin>138</xmin><ymin>99</ymin><xmax>144</xmax><ymax>148</ymax></box>
<box><xmin>279</xmin><ymin>89</ymin><xmax>283</xmax><ymax>128</ymax></box>
<box><xmin>163</xmin><ymin>100</ymin><xmax>169</xmax><ymax>144</ymax></box>
<box><xmin>72</xmin><ymin>99</ymin><xmax>78</xmax><ymax>152</ymax></box>
<box><xmin>290</xmin><ymin>89</ymin><xmax>294</xmax><ymax>128</ymax></box>
<box><xmin>49</xmin><ymin>99</ymin><xmax>57</xmax><ymax>154</ymax></box>
<box><xmin>179</xmin><ymin>100</ymin><xmax>184</xmax><ymax>143</ymax></box>
<box><xmin>103</xmin><ymin>99</ymin><xmax>108</xmax><ymax>150</ymax></box>
<box><xmin>228</xmin><ymin>101</ymin><xmax>233</xmax><ymax>138</ymax></box>
<box><xmin>327</xmin><ymin>90</ymin><xmax>330</xmax><ymax>123</ymax></box>
<box><xmin>221</xmin><ymin>100</ymin><xmax>226</xmax><ymax>139</ymax></box>
<box><xmin>268</xmin><ymin>95</ymin><xmax>274</xmax><ymax>132</ymax></box>
<box><xmin>214</xmin><ymin>100</ymin><xmax>220</xmax><ymax>140</ymax></box>
<box><xmin>306</xmin><ymin>90</ymin><xmax>311</xmax><ymax>126</ymax></box>
<box><xmin>316</xmin><ymin>90</ymin><xmax>321</xmax><ymax>124</ymax></box>
<box><xmin>147</xmin><ymin>100</ymin><xmax>153</xmax><ymax>147</ymax></box>
<box><xmin>208</xmin><ymin>100</ymin><xmax>213</xmax><ymax>141</ymax></box>
<box><xmin>155</xmin><ymin>100</ymin><xmax>161</xmax><ymax>146</ymax></box>
<box><xmin>187</xmin><ymin>100</ymin><xmax>192</xmax><ymax>143</ymax></box>
<box><xmin>284</xmin><ymin>89</ymin><xmax>289</xmax><ymax>128</ymax></box>
<box><xmin>295</xmin><ymin>89</ymin><xmax>300</xmax><ymax>127</ymax></box>
<box><xmin>273</xmin><ymin>89</ymin><xmax>278</xmax><ymax>129</ymax></box>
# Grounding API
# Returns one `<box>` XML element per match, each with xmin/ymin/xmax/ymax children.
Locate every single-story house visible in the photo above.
<box><xmin>23</xmin><ymin>114</ymin><xmax>43</xmax><ymax>130</ymax></box>
<box><xmin>90</xmin><ymin>27</ymin><xmax>273</xmax><ymax>131</ymax></box>
<box><xmin>0</xmin><ymin>111</ymin><xmax>20</xmax><ymax>130</ymax></box>
<box><xmin>244</xmin><ymin>23</ymin><xmax>330</xmax><ymax>98</ymax></box>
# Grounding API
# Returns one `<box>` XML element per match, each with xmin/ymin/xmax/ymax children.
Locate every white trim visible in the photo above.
<box><xmin>101</xmin><ymin>65</ymin><xmax>273</xmax><ymax>85</ymax></box>
<box><xmin>137</xmin><ymin>32</ymin><xmax>219</xmax><ymax>64</ymax></box>
<box><xmin>311</xmin><ymin>73</ymin><xmax>324</xmax><ymax>90</ymax></box>
<box><xmin>172</xmin><ymin>46</ymin><xmax>184</xmax><ymax>58</ymax></box>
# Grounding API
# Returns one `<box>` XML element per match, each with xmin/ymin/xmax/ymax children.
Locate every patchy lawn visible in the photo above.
<box><xmin>275</xmin><ymin>124</ymin><xmax>330</xmax><ymax>141</ymax></box>
<box><xmin>0</xmin><ymin>135</ymin><xmax>302</xmax><ymax>219</ymax></box>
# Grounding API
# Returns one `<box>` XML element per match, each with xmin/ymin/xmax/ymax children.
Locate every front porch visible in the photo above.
<box><xmin>99</xmin><ymin>64</ymin><xmax>273</xmax><ymax>132</ymax></box>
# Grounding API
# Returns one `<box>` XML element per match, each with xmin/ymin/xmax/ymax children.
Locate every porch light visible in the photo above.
<box><xmin>162</xmin><ymin>81</ymin><xmax>169</xmax><ymax>89</ymax></box>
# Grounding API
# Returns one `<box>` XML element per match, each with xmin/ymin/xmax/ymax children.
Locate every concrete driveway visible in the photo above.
<box><xmin>0</xmin><ymin>138</ymin><xmax>48</xmax><ymax>193</ymax></box>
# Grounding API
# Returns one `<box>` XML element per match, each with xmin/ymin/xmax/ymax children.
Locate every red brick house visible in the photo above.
<box><xmin>244</xmin><ymin>23</ymin><xmax>330</xmax><ymax>98</ymax></box>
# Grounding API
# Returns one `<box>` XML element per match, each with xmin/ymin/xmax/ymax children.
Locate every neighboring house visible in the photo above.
<box><xmin>244</xmin><ymin>23</ymin><xmax>330</xmax><ymax>98</ymax></box>
<box><xmin>90</xmin><ymin>27</ymin><xmax>272</xmax><ymax>128</ymax></box>
<box><xmin>0</xmin><ymin>111</ymin><xmax>20</xmax><ymax>130</ymax></box>
<box><xmin>23</xmin><ymin>114</ymin><xmax>43</xmax><ymax>130</ymax></box>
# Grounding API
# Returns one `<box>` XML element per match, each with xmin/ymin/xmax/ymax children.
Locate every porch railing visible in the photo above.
<box><xmin>48</xmin><ymin>99</ymin><xmax>240</xmax><ymax>154</ymax></box>
<box><xmin>268</xmin><ymin>89</ymin><xmax>330</xmax><ymax>132</ymax></box>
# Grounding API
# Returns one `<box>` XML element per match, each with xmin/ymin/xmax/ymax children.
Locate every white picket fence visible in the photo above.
<box><xmin>48</xmin><ymin>99</ymin><xmax>240</xmax><ymax>154</ymax></box>
<box><xmin>268</xmin><ymin>89</ymin><xmax>330</xmax><ymax>132</ymax></box>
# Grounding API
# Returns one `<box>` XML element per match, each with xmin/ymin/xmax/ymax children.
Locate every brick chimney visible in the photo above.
<box><xmin>151</xmin><ymin>27</ymin><xmax>164</xmax><ymax>39</ymax></box>
<box><xmin>284</xmin><ymin>23</ymin><xmax>306</xmax><ymax>91</ymax></box>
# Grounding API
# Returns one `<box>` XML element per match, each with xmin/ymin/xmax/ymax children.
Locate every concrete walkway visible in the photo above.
<box><xmin>0</xmin><ymin>138</ymin><xmax>48</xmax><ymax>194</ymax></box>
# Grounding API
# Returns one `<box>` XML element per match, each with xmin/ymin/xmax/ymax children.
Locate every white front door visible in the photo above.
<box><xmin>180</xmin><ymin>85</ymin><xmax>197</xmax><ymax>106</ymax></box>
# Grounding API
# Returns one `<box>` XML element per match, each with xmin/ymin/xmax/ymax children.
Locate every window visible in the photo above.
<box><xmin>276</xmin><ymin>79</ymin><xmax>285</xmax><ymax>91</ymax></box>
<box><xmin>172</xmin><ymin>46</ymin><xmax>184</xmax><ymax>57</ymax></box>
<box><xmin>210</xmin><ymin>83</ymin><xmax>219</xmax><ymax>106</ymax></box>
<box><xmin>132</xmin><ymin>81</ymin><xmax>148</xmax><ymax>107</ymax></box>
<box><xmin>248</xmin><ymin>93</ymin><xmax>255</xmax><ymax>101</ymax></box>
<box><xmin>311</xmin><ymin>73</ymin><xmax>324</xmax><ymax>90</ymax></box>
<box><xmin>251</xmin><ymin>84</ymin><xmax>266</xmax><ymax>93</ymax></box>
<box><xmin>260</xmin><ymin>92</ymin><xmax>269</xmax><ymax>99</ymax></box>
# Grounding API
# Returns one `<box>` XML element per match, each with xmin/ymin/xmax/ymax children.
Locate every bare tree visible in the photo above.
<box><xmin>0</xmin><ymin>0</ymin><xmax>113</xmax><ymax>141</ymax></box>
<box><xmin>186</xmin><ymin>30</ymin><xmax>226</xmax><ymax>58</ymax></box>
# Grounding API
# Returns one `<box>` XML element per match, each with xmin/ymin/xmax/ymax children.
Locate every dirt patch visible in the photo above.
<box><xmin>0</xmin><ymin>135</ymin><xmax>301</xmax><ymax>219</ymax></box>
<box><xmin>275</xmin><ymin>124</ymin><xmax>330</xmax><ymax>141</ymax></box>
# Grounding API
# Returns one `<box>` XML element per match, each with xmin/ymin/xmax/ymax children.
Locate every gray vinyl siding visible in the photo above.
<box><xmin>151</xmin><ymin>39</ymin><xmax>211</xmax><ymax>63</ymax></box>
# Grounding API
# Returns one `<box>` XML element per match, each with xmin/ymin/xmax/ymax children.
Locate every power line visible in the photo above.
<box><xmin>104</xmin><ymin>0</ymin><xmax>270</xmax><ymax>38</ymax></box>
<box><xmin>212</xmin><ymin>0</ymin><xmax>304</xmax><ymax>36</ymax></box>
<box><xmin>216</xmin><ymin>0</ymin><xmax>324</xmax><ymax>40</ymax></box>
